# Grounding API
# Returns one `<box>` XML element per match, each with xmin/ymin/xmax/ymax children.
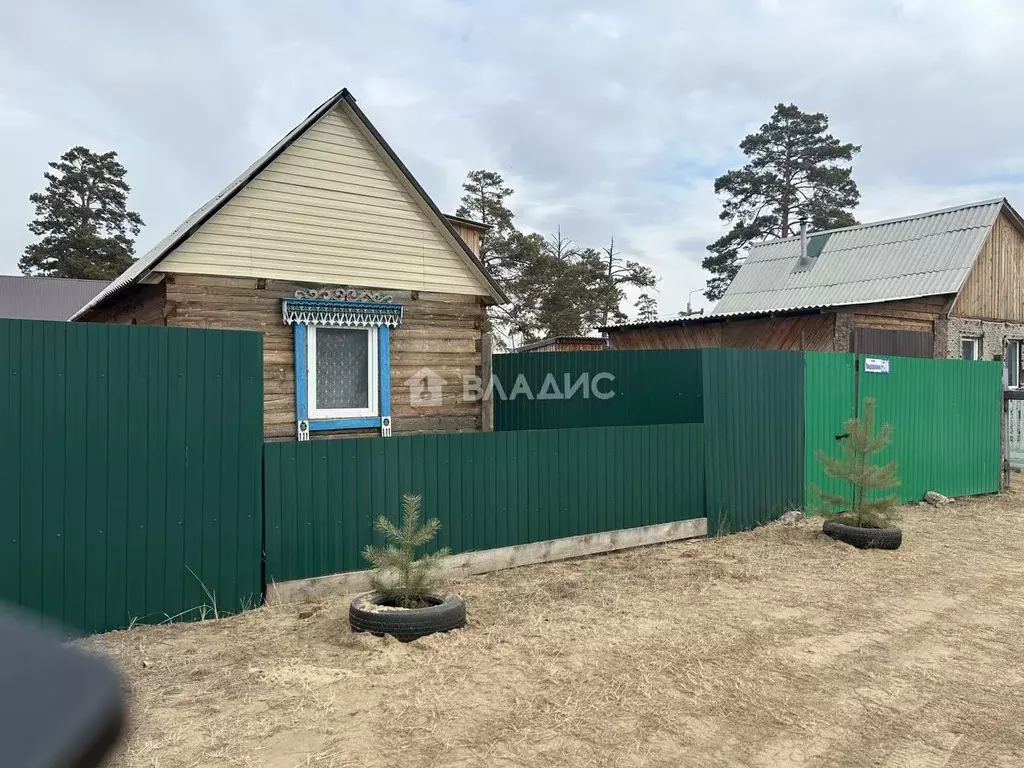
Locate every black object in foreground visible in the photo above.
<box><xmin>823</xmin><ymin>521</ymin><xmax>903</xmax><ymax>550</ymax></box>
<box><xmin>349</xmin><ymin>593</ymin><xmax>467</xmax><ymax>642</ymax></box>
<box><xmin>0</xmin><ymin>609</ymin><xmax>124</xmax><ymax>767</ymax></box>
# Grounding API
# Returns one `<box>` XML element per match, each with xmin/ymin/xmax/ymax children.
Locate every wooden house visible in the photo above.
<box><xmin>603</xmin><ymin>199</ymin><xmax>1024</xmax><ymax>388</ymax></box>
<box><xmin>513</xmin><ymin>336</ymin><xmax>608</xmax><ymax>353</ymax></box>
<box><xmin>73</xmin><ymin>88</ymin><xmax>506</xmax><ymax>440</ymax></box>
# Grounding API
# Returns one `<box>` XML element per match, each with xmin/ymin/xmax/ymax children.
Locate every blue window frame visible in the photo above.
<box><xmin>294</xmin><ymin>323</ymin><xmax>391</xmax><ymax>431</ymax></box>
<box><xmin>282</xmin><ymin>293</ymin><xmax>402</xmax><ymax>436</ymax></box>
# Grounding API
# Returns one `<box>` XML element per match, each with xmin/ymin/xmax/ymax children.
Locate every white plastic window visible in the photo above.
<box><xmin>307</xmin><ymin>325</ymin><xmax>378</xmax><ymax>419</ymax></box>
<box><xmin>961</xmin><ymin>337</ymin><xmax>980</xmax><ymax>361</ymax></box>
<box><xmin>1005</xmin><ymin>340</ymin><xmax>1021</xmax><ymax>389</ymax></box>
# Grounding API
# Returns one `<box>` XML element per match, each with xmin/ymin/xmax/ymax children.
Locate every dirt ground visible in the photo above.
<box><xmin>85</xmin><ymin>489</ymin><xmax>1024</xmax><ymax>768</ymax></box>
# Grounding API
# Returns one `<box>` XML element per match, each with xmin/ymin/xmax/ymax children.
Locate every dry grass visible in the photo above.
<box><xmin>84</xmin><ymin>490</ymin><xmax>1024</xmax><ymax>767</ymax></box>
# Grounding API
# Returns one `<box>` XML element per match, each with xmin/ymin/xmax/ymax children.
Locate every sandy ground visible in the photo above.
<box><xmin>85</xmin><ymin>490</ymin><xmax>1024</xmax><ymax>768</ymax></box>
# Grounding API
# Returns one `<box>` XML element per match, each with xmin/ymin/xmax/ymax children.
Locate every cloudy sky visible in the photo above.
<box><xmin>3</xmin><ymin>0</ymin><xmax>1024</xmax><ymax>317</ymax></box>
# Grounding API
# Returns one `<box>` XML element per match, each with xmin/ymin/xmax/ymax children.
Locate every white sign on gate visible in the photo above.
<box><xmin>864</xmin><ymin>357</ymin><xmax>890</xmax><ymax>374</ymax></box>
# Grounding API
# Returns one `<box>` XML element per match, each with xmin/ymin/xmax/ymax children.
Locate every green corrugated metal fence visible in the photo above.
<box><xmin>263</xmin><ymin>424</ymin><xmax>706</xmax><ymax>583</ymax></box>
<box><xmin>494</xmin><ymin>348</ymin><xmax>805</xmax><ymax>533</ymax></box>
<box><xmin>493</xmin><ymin>349</ymin><xmax>703</xmax><ymax>431</ymax></box>
<box><xmin>0</xmin><ymin>320</ymin><xmax>264</xmax><ymax>635</ymax></box>
<box><xmin>2</xmin><ymin>329</ymin><xmax>1005</xmax><ymax>636</ymax></box>
<box><xmin>702</xmin><ymin>349</ymin><xmax>805</xmax><ymax>534</ymax></box>
<box><xmin>804</xmin><ymin>353</ymin><xmax>857</xmax><ymax>508</ymax></box>
<box><xmin>805</xmin><ymin>353</ymin><xmax>1002</xmax><ymax>505</ymax></box>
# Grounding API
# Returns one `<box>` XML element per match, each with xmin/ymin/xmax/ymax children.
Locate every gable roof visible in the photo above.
<box><xmin>710</xmin><ymin>198</ymin><xmax>1019</xmax><ymax>318</ymax></box>
<box><xmin>0</xmin><ymin>275</ymin><xmax>108</xmax><ymax>321</ymax></box>
<box><xmin>73</xmin><ymin>88</ymin><xmax>506</xmax><ymax>319</ymax></box>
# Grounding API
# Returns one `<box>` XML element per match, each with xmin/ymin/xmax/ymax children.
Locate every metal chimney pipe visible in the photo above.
<box><xmin>799</xmin><ymin>215</ymin><xmax>808</xmax><ymax>263</ymax></box>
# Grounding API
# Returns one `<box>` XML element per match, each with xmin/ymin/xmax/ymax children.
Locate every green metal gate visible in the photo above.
<box><xmin>804</xmin><ymin>352</ymin><xmax>1001</xmax><ymax>506</ymax></box>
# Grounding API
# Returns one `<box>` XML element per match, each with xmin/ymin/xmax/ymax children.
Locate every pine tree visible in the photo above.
<box><xmin>635</xmin><ymin>293</ymin><xmax>659</xmax><ymax>322</ymax></box>
<box><xmin>363</xmin><ymin>494</ymin><xmax>450</xmax><ymax>608</ymax></box>
<box><xmin>506</xmin><ymin>228</ymin><xmax>622</xmax><ymax>340</ymax></box>
<box><xmin>21</xmin><ymin>145</ymin><xmax>144</xmax><ymax>279</ymax></box>
<box><xmin>810</xmin><ymin>398</ymin><xmax>900</xmax><ymax>528</ymax></box>
<box><xmin>455</xmin><ymin>169</ymin><xmax>516</xmax><ymax>279</ymax></box>
<box><xmin>455</xmin><ymin>169</ymin><xmax>661</xmax><ymax>344</ymax></box>
<box><xmin>703</xmin><ymin>104</ymin><xmax>860</xmax><ymax>301</ymax></box>
<box><xmin>601</xmin><ymin>237</ymin><xmax>657</xmax><ymax>326</ymax></box>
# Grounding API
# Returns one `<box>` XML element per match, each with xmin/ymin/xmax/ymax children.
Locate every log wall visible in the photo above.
<box><xmin>80</xmin><ymin>274</ymin><xmax>486</xmax><ymax>440</ymax></box>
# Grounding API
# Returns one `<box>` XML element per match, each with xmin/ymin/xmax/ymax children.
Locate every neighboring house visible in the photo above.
<box><xmin>0</xmin><ymin>275</ymin><xmax>107</xmax><ymax>321</ymax></box>
<box><xmin>603</xmin><ymin>198</ymin><xmax>1024</xmax><ymax>388</ymax></box>
<box><xmin>513</xmin><ymin>336</ymin><xmax>608</xmax><ymax>353</ymax></box>
<box><xmin>72</xmin><ymin>88</ymin><xmax>505</xmax><ymax>440</ymax></box>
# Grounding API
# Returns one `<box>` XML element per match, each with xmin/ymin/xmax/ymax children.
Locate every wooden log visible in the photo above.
<box><xmin>267</xmin><ymin>517</ymin><xmax>708</xmax><ymax>604</ymax></box>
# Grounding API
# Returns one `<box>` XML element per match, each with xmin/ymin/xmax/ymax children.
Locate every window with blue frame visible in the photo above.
<box><xmin>281</xmin><ymin>288</ymin><xmax>403</xmax><ymax>438</ymax></box>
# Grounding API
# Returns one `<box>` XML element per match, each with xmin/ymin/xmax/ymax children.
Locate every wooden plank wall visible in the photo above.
<box><xmin>849</xmin><ymin>296</ymin><xmax>948</xmax><ymax>332</ymax></box>
<box><xmin>953</xmin><ymin>212</ymin><xmax>1024</xmax><ymax>321</ymax></box>
<box><xmin>608</xmin><ymin>313</ymin><xmax>835</xmax><ymax>351</ymax></box>
<box><xmin>524</xmin><ymin>341</ymin><xmax>608</xmax><ymax>353</ymax></box>
<box><xmin>82</xmin><ymin>274</ymin><xmax>485</xmax><ymax>440</ymax></box>
<box><xmin>449</xmin><ymin>221</ymin><xmax>482</xmax><ymax>257</ymax></box>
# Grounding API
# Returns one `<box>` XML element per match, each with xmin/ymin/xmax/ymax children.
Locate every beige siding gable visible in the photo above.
<box><xmin>953</xmin><ymin>210</ymin><xmax>1024</xmax><ymax>321</ymax></box>
<box><xmin>159</xmin><ymin>106</ymin><xmax>488</xmax><ymax>296</ymax></box>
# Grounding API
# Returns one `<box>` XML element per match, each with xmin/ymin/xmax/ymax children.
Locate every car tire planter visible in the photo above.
<box><xmin>823</xmin><ymin>521</ymin><xmax>903</xmax><ymax>550</ymax></box>
<box><xmin>349</xmin><ymin>593</ymin><xmax>467</xmax><ymax>642</ymax></box>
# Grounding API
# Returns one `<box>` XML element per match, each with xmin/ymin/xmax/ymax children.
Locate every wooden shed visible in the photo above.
<box><xmin>73</xmin><ymin>88</ymin><xmax>506</xmax><ymax>441</ymax></box>
<box><xmin>513</xmin><ymin>336</ymin><xmax>608</xmax><ymax>353</ymax></box>
<box><xmin>603</xmin><ymin>198</ymin><xmax>1024</xmax><ymax>387</ymax></box>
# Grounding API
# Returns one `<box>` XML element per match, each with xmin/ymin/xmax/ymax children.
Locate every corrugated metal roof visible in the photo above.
<box><xmin>0</xmin><ymin>275</ymin><xmax>108</xmax><ymax>321</ymax></box>
<box><xmin>71</xmin><ymin>88</ymin><xmax>506</xmax><ymax>319</ymax></box>
<box><xmin>710</xmin><ymin>198</ymin><xmax>1008</xmax><ymax>317</ymax></box>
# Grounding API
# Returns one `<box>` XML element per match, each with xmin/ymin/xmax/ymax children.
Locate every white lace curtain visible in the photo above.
<box><xmin>316</xmin><ymin>328</ymin><xmax>369</xmax><ymax>409</ymax></box>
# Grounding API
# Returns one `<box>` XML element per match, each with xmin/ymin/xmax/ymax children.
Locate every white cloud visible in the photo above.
<box><xmin>2</xmin><ymin>0</ymin><xmax>1024</xmax><ymax>321</ymax></box>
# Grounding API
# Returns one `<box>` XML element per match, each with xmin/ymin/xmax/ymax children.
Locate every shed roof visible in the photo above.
<box><xmin>0</xmin><ymin>275</ymin><xmax>108</xmax><ymax>321</ymax></box>
<box><xmin>513</xmin><ymin>335</ymin><xmax>608</xmax><ymax>352</ymax></box>
<box><xmin>710</xmin><ymin>198</ymin><xmax>1016</xmax><ymax>317</ymax></box>
<box><xmin>72</xmin><ymin>88</ymin><xmax>506</xmax><ymax>319</ymax></box>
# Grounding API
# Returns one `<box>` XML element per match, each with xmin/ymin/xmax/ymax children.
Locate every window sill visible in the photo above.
<box><xmin>306</xmin><ymin>417</ymin><xmax>382</xmax><ymax>431</ymax></box>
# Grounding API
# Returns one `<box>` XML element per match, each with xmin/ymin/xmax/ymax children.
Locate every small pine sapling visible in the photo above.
<box><xmin>810</xmin><ymin>398</ymin><xmax>900</xmax><ymax>528</ymax></box>
<box><xmin>363</xmin><ymin>494</ymin><xmax>450</xmax><ymax>608</ymax></box>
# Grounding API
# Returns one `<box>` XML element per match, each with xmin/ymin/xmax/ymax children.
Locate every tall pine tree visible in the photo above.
<box><xmin>455</xmin><ymin>169</ymin><xmax>516</xmax><ymax>280</ymax></box>
<box><xmin>635</xmin><ymin>293</ymin><xmax>659</xmax><ymax>323</ymax></box>
<box><xmin>21</xmin><ymin>146</ymin><xmax>144</xmax><ymax>279</ymax></box>
<box><xmin>454</xmin><ymin>170</ymin><xmax>661</xmax><ymax>344</ymax></box>
<box><xmin>703</xmin><ymin>104</ymin><xmax>860</xmax><ymax>301</ymax></box>
<box><xmin>601</xmin><ymin>236</ymin><xmax>656</xmax><ymax>326</ymax></box>
<box><xmin>506</xmin><ymin>229</ymin><xmax>618</xmax><ymax>340</ymax></box>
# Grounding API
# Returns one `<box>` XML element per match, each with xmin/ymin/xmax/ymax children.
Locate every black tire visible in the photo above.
<box><xmin>823</xmin><ymin>521</ymin><xmax>902</xmax><ymax>550</ymax></box>
<box><xmin>349</xmin><ymin>593</ymin><xmax>466</xmax><ymax>642</ymax></box>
